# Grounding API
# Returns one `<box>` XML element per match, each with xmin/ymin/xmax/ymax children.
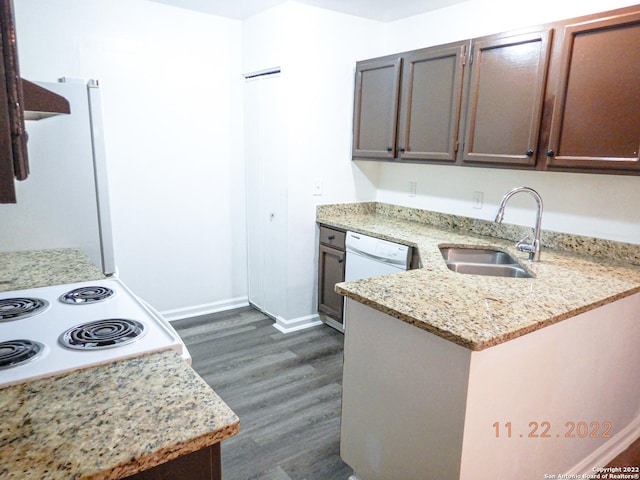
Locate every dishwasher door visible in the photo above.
<box><xmin>345</xmin><ymin>232</ymin><xmax>411</xmax><ymax>282</ymax></box>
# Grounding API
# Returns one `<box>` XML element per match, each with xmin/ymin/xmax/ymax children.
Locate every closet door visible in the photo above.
<box><xmin>244</xmin><ymin>72</ymin><xmax>287</xmax><ymax>319</ymax></box>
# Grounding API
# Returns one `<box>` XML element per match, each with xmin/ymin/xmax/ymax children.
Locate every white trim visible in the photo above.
<box><xmin>160</xmin><ymin>296</ymin><xmax>249</xmax><ymax>322</ymax></box>
<box><xmin>568</xmin><ymin>413</ymin><xmax>640</xmax><ymax>476</ymax></box>
<box><xmin>273</xmin><ymin>313</ymin><xmax>324</xmax><ymax>334</ymax></box>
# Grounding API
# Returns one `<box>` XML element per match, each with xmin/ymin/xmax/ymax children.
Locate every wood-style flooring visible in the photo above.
<box><xmin>172</xmin><ymin>307</ymin><xmax>353</xmax><ymax>480</ymax></box>
<box><xmin>173</xmin><ymin>306</ymin><xmax>640</xmax><ymax>479</ymax></box>
<box><xmin>607</xmin><ymin>436</ymin><xmax>640</xmax><ymax>468</ymax></box>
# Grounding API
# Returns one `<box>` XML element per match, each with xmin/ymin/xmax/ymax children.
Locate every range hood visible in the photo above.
<box><xmin>21</xmin><ymin>77</ymin><xmax>71</xmax><ymax>120</ymax></box>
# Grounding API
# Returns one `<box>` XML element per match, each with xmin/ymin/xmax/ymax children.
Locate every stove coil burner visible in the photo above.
<box><xmin>59</xmin><ymin>286</ymin><xmax>115</xmax><ymax>305</ymax></box>
<box><xmin>0</xmin><ymin>339</ymin><xmax>45</xmax><ymax>370</ymax></box>
<box><xmin>59</xmin><ymin>319</ymin><xmax>146</xmax><ymax>350</ymax></box>
<box><xmin>0</xmin><ymin>298</ymin><xmax>49</xmax><ymax>322</ymax></box>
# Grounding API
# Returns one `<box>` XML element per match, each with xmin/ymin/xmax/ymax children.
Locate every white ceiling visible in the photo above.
<box><xmin>146</xmin><ymin>0</ymin><xmax>469</xmax><ymax>22</ymax></box>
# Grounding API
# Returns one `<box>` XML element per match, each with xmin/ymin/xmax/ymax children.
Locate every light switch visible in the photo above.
<box><xmin>313</xmin><ymin>178</ymin><xmax>323</xmax><ymax>196</ymax></box>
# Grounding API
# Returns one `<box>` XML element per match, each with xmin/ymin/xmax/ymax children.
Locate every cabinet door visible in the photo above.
<box><xmin>545</xmin><ymin>11</ymin><xmax>640</xmax><ymax>171</ymax></box>
<box><xmin>1</xmin><ymin>0</ymin><xmax>25</xmax><ymax>203</ymax></box>
<box><xmin>1</xmin><ymin>38</ymin><xmax>16</xmax><ymax>203</ymax></box>
<box><xmin>461</xmin><ymin>29</ymin><xmax>551</xmax><ymax>166</ymax></box>
<box><xmin>126</xmin><ymin>444</ymin><xmax>221</xmax><ymax>480</ymax></box>
<box><xmin>352</xmin><ymin>56</ymin><xmax>402</xmax><ymax>159</ymax></box>
<box><xmin>399</xmin><ymin>42</ymin><xmax>467</xmax><ymax>162</ymax></box>
<box><xmin>318</xmin><ymin>244</ymin><xmax>345</xmax><ymax>323</ymax></box>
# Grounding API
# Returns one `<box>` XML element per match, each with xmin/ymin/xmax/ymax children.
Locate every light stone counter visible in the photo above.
<box><xmin>318</xmin><ymin>202</ymin><xmax>640</xmax><ymax>351</ymax></box>
<box><xmin>0</xmin><ymin>248</ymin><xmax>105</xmax><ymax>292</ymax></box>
<box><xmin>0</xmin><ymin>350</ymin><xmax>239</xmax><ymax>480</ymax></box>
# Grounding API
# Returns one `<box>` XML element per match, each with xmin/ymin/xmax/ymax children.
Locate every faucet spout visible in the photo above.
<box><xmin>494</xmin><ymin>187</ymin><xmax>544</xmax><ymax>262</ymax></box>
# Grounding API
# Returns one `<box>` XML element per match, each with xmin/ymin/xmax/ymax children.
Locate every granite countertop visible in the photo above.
<box><xmin>318</xmin><ymin>202</ymin><xmax>640</xmax><ymax>351</ymax></box>
<box><xmin>0</xmin><ymin>248</ymin><xmax>105</xmax><ymax>292</ymax></box>
<box><xmin>0</xmin><ymin>350</ymin><xmax>239</xmax><ymax>480</ymax></box>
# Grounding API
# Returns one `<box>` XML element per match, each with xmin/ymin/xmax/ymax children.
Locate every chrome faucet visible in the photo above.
<box><xmin>494</xmin><ymin>187</ymin><xmax>544</xmax><ymax>262</ymax></box>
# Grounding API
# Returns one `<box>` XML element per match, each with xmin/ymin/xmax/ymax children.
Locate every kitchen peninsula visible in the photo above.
<box><xmin>318</xmin><ymin>202</ymin><xmax>640</xmax><ymax>480</ymax></box>
<box><xmin>0</xmin><ymin>248</ymin><xmax>239</xmax><ymax>479</ymax></box>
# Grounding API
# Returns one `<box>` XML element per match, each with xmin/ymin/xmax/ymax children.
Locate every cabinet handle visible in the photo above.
<box><xmin>338</xmin><ymin>256</ymin><xmax>345</xmax><ymax>264</ymax></box>
<box><xmin>546</xmin><ymin>150</ymin><xmax>554</xmax><ymax>157</ymax></box>
<box><xmin>399</xmin><ymin>147</ymin><xmax>406</xmax><ymax>153</ymax></box>
<box><xmin>526</xmin><ymin>149</ymin><xmax>534</xmax><ymax>157</ymax></box>
<box><xmin>328</xmin><ymin>235</ymin><xmax>335</xmax><ymax>240</ymax></box>
<box><xmin>386</xmin><ymin>146</ymin><xmax>393</xmax><ymax>152</ymax></box>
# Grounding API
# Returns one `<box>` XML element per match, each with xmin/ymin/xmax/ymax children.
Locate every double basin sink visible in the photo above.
<box><xmin>440</xmin><ymin>246</ymin><xmax>534</xmax><ymax>278</ymax></box>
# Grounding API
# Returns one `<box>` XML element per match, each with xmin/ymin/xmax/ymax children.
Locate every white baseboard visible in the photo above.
<box><xmin>569</xmin><ymin>413</ymin><xmax>640</xmax><ymax>475</ymax></box>
<box><xmin>273</xmin><ymin>313</ymin><xmax>324</xmax><ymax>334</ymax></box>
<box><xmin>160</xmin><ymin>296</ymin><xmax>249</xmax><ymax>321</ymax></box>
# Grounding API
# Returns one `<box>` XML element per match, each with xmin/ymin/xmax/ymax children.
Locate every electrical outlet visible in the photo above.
<box><xmin>313</xmin><ymin>178</ymin><xmax>323</xmax><ymax>196</ymax></box>
<box><xmin>409</xmin><ymin>181</ymin><xmax>417</xmax><ymax>197</ymax></box>
<box><xmin>473</xmin><ymin>191</ymin><xmax>483</xmax><ymax>209</ymax></box>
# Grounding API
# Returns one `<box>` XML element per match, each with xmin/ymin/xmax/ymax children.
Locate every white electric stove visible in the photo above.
<box><xmin>0</xmin><ymin>278</ymin><xmax>190</xmax><ymax>389</ymax></box>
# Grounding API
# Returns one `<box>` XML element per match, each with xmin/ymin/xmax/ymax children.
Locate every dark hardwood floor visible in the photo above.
<box><xmin>172</xmin><ymin>307</ymin><xmax>353</xmax><ymax>480</ymax></box>
<box><xmin>173</xmin><ymin>306</ymin><xmax>639</xmax><ymax>479</ymax></box>
<box><xmin>607</xmin><ymin>436</ymin><xmax>640</xmax><ymax>468</ymax></box>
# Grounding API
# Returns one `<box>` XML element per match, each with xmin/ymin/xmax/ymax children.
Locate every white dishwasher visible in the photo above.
<box><xmin>345</xmin><ymin>231</ymin><xmax>412</xmax><ymax>282</ymax></box>
<box><xmin>342</xmin><ymin>232</ymin><xmax>412</xmax><ymax>332</ymax></box>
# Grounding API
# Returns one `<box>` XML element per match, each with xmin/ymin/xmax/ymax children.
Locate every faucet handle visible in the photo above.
<box><xmin>516</xmin><ymin>235</ymin><xmax>534</xmax><ymax>252</ymax></box>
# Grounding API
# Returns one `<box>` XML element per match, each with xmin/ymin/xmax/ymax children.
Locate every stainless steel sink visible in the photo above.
<box><xmin>440</xmin><ymin>247</ymin><xmax>518</xmax><ymax>265</ymax></box>
<box><xmin>439</xmin><ymin>247</ymin><xmax>534</xmax><ymax>278</ymax></box>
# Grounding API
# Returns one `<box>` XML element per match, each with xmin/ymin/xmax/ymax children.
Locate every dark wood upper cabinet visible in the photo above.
<box><xmin>460</xmin><ymin>29</ymin><xmax>551</xmax><ymax>166</ymax></box>
<box><xmin>0</xmin><ymin>38</ymin><xmax>16</xmax><ymax>203</ymax></box>
<box><xmin>1</xmin><ymin>0</ymin><xmax>70</xmax><ymax>204</ymax></box>
<box><xmin>1</xmin><ymin>0</ymin><xmax>25</xmax><ymax>203</ymax></box>
<box><xmin>399</xmin><ymin>42</ymin><xmax>466</xmax><ymax>162</ymax></box>
<box><xmin>352</xmin><ymin>43</ymin><xmax>466</xmax><ymax>163</ymax></box>
<box><xmin>544</xmin><ymin>10</ymin><xmax>640</xmax><ymax>171</ymax></box>
<box><xmin>352</xmin><ymin>4</ymin><xmax>640</xmax><ymax>176</ymax></box>
<box><xmin>352</xmin><ymin>56</ymin><xmax>402</xmax><ymax>159</ymax></box>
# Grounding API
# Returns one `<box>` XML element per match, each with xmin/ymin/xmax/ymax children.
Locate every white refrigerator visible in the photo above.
<box><xmin>0</xmin><ymin>78</ymin><xmax>115</xmax><ymax>275</ymax></box>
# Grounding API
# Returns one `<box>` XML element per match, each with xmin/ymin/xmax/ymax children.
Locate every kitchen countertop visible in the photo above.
<box><xmin>0</xmin><ymin>350</ymin><xmax>239</xmax><ymax>480</ymax></box>
<box><xmin>318</xmin><ymin>202</ymin><xmax>640</xmax><ymax>351</ymax></box>
<box><xmin>0</xmin><ymin>248</ymin><xmax>105</xmax><ymax>292</ymax></box>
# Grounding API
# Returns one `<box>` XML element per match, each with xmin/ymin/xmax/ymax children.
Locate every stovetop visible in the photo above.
<box><xmin>0</xmin><ymin>278</ymin><xmax>189</xmax><ymax>389</ymax></box>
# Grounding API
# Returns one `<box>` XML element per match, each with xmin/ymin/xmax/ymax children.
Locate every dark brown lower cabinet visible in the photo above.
<box><xmin>318</xmin><ymin>244</ymin><xmax>345</xmax><ymax>323</ymax></box>
<box><xmin>125</xmin><ymin>443</ymin><xmax>221</xmax><ymax>480</ymax></box>
<box><xmin>318</xmin><ymin>225</ymin><xmax>346</xmax><ymax>329</ymax></box>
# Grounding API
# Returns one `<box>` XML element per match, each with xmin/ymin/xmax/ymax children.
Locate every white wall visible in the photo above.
<box><xmin>243</xmin><ymin>2</ymin><xmax>383</xmax><ymax>323</ymax></box>
<box><xmin>377</xmin><ymin>0</ymin><xmax>640</xmax><ymax>244</ymax></box>
<box><xmin>13</xmin><ymin>0</ymin><xmax>247</xmax><ymax>314</ymax></box>
<box><xmin>9</xmin><ymin>0</ymin><xmax>639</xmax><ymax>321</ymax></box>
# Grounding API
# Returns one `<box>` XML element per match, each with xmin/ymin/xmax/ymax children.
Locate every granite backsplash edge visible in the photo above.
<box><xmin>316</xmin><ymin>202</ymin><xmax>640</xmax><ymax>266</ymax></box>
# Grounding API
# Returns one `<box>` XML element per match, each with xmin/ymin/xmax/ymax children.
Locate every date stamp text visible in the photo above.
<box><xmin>493</xmin><ymin>421</ymin><xmax>612</xmax><ymax>439</ymax></box>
